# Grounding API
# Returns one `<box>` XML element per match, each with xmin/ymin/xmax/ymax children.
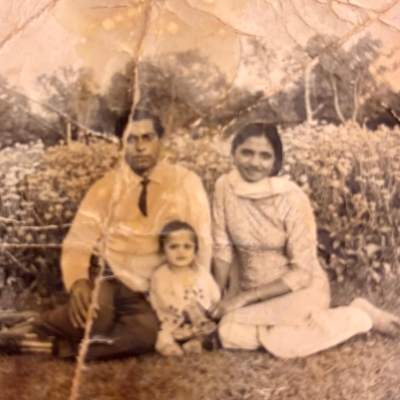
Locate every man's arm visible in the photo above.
<box><xmin>120</xmin><ymin>252</ymin><xmax>166</xmax><ymax>280</ymax></box>
<box><xmin>61</xmin><ymin>174</ymin><xmax>113</xmax><ymax>291</ymax></box>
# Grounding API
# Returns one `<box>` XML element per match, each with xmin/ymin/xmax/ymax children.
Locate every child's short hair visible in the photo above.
<box><xmin>159</xmin><ymin>220</ymin><xmax>199</xmax><ymax>253</ymax></box>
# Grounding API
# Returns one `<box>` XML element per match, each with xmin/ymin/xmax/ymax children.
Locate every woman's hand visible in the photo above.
<box><xmin>209</xmin><ymin>294</ymin><xmax>248</xmax><ymax>320</ymax></box>
<box><xmin>210</xmin><ymin>280</ymin><xmax>291</xmax><ymax>321</ymax></box>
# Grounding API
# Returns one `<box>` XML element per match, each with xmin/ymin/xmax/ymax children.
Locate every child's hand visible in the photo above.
<box><xmin>198</xmin><ymin>320</ymin><xmax>217</xmax><ymax>335</ymax></box>
<box><xmin>173</xmin><ymin>324</ymin><xmax>193</xmax><ymax>340</ymax></box>
<box><xmin>185</xmin><ymin>301</ymin><xmax>209</xmax><ymax>325</ymax></box>
<box><xmin>158</xmin><ymin>342</ymin><xmax>184</xmax><ymax>357</ymax></box>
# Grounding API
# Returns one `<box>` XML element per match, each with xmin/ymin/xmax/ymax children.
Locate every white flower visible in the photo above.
<box><xmin>299</xmin><ymin>174</ymin><xmax>308</xmax><ymax>184</ymax></box>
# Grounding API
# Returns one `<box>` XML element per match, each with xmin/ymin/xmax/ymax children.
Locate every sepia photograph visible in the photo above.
<box><xmin>0</xmin><ymin>1</ymin><xmax>400</xmax><ymax>399</ymax></box>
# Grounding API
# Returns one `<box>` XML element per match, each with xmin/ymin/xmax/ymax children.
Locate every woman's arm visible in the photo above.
<box><xmin>241</xmin><ymin>278</ymin><xmax>291</xmax><ymax>305</ymax></box>
<box><xmin>210</xmin><ymin>278</ymin><xmax>291</xmax><ymax>320</ymax></box>
<box><xmin>212</xmin><ymin>177</ymin><xmax>235</xmax><ymax>291</ymax></box>
<box><xmin>280</xmin><ymin>188</ymin><xmax>319</xmax><ymax>291</ymax></box>
<box><xmin>213</xmin><ymin>258</ymin><xmax>230</xmax><ymax>293</ymax></box>
<box><xmin>184</xmin><ymin>172</ymin><xmax>213</xmax><ymax>271</ymax></box>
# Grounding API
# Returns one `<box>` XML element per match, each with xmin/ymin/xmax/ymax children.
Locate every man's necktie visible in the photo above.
<box><xmin>138</xmin><ymin>178</ymin><xmax>150</xmax><ymax>217</ymax></box>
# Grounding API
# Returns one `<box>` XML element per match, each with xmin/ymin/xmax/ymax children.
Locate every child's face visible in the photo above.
<box><xmin>164</xmin><ymin>229</ymin><xmax>196</xmax><ymax>268</ymax></box>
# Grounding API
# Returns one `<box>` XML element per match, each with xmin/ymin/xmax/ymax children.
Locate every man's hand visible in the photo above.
<box><xmin>68</xmin><ymin>279</ymin><xmax>92</xmax><ymax>329</ymax></box>
<box><xmin>209</xmin><ymin>294</ymin><xmax>247</xmax><ymax>321</ymax></box>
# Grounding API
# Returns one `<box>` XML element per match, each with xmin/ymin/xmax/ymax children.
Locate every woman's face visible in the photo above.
<box><xmin>233</xmin><ymin>135</ymin><xmax>276</xmax><ymax>182</ymax></box>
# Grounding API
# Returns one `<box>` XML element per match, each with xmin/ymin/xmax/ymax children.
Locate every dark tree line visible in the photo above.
<box><xmin>0</xmin><ymin>33</ymin><xmax>399</xmax><ymax>149</ymax></box>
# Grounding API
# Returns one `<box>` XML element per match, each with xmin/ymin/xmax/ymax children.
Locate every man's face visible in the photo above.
<box><xmin>124</xmin><ymin>119</ymin><xmax>161</xmax><ymax>175</ymax></box>
<box><xmin>233</xmin><ymin>135</ymin><xmax>276</xmax><ymax>182</ymax></box>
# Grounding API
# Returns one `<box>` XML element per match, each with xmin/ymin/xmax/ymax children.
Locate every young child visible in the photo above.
<box><xmin>149</xmin><ymin>220</ymin><xmax>221</xmax><ymax>356</ymax></box>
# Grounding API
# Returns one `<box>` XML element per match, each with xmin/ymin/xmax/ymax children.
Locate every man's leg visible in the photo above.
<box><xmin>84</xmin><ymin>282</ymin><xmax>159</xmax><ymax>360</ymax></box>
<box><xmin>32</xmin><ymin>278</ymin><xmax>116</xmax><ymax>340</ymax></box>
<box><xmin>2</xmin><ymin>279</ymin><xmax>158</xmax><ymax>360</ymax></box>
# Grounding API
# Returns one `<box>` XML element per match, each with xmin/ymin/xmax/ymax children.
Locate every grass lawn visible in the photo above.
<box><xmin>1</xmin><ymin>282</ymin><xmax>400</xmax><ymax>400</ymax></box>
<box><xmin>0</xmin><ymin>333</ymin><xmax>399</xmax><ymax>400</ymax></box>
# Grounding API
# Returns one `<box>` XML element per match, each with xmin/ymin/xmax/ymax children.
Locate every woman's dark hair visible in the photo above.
<box><xmin>231</xmin><ymin>123</ymin><xmax>283</xmax><ymax>176</ymax></box>
<box><xmin>115</xmin><ymin>109</ymin><xmax>165</xmax><ymax>139</ymax></box>
<box><xmin>159</xmin><ymin>220</ymin><xmax>199</xmax><ymax>253</ymax></box>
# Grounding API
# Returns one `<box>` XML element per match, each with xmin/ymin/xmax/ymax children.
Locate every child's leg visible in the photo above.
<box><xmin>156</xmin><ymin>331</ymin><xmax>184</xmax><ymax>356</ymax></box>
<box><xmin>182</xmin><ymin>337</ymin><xmax>202</xmax><ymax>354</ymax></box>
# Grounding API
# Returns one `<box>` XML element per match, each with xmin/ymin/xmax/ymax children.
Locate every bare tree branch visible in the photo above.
<box><xmin>0</xmin><ymin>244</ymin><xmax>61</xmax><ymax>249</ymax></box>
<box><xmin>18</xmin><ymin>224</ymin><xmax>71</xmax><ymax>231</ymax></box>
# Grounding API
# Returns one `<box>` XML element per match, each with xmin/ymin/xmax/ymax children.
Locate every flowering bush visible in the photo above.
<box><xmin>0</xmin><ymin>141</ymin><xmax>119</xmax><ymax>308</ymax></box>
<box><xmin>281</xmin><ymin>123</ymin><xmax>400</xmax><ymax>286</ymax></box>
<box><xmin>165</xmin><ymin>122</ymin><xmax>400</xmax><ymax>288</ymax></box>
<box><xmin>1</xmin><ymin>122</ymin><xmax>400</xmax><ymax>309</ymax></box>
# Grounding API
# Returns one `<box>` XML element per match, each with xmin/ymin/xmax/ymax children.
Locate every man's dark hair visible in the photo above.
<box><xmin>159</xmin><ymin>220</ymin><xmax>199</xmax><ymax>254</ymax></box>
<box><xmin>115</xmin><ymin>109</ymin><xmax>165</xmax><ymax>139</ymax></box>
<box><xmin>132</xmin><ymin>109</ymin><xmax>165</xmax><ymax>138</ymax></box>
<box><xmin>115</xmin><ymin>110</ymin><xmax>131</xmax><ymax>139</ymax></box>
<box><xmin>231</xmin><ymin>123</ymin><xmax>283</xmax><ymax>176</ymax></box>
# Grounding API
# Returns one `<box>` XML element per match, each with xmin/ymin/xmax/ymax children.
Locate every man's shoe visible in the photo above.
<box><xmin>52</xmin><ymin>338</ymin><xmax>79</xmax><ymax>359</ymax></box>
<box><xmin>0</xmin><ymin>332</ymin><xmax>53</xmax><ymax>355</ymax></box>
<box><xmin>0</xmin><ymin>335</ymin><xmax>22</xmax><ymax>354</ymax></box>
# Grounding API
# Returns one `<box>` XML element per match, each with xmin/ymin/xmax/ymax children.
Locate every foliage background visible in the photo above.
<box><xmin>1</xmin><ymin>120</ymin><xmax>400</xmax><ymax>311</ymax></box>
<box><xmin>0</xmin><ymin>12</ymin><xmax>400</xmax><ymax>311</ymax></box>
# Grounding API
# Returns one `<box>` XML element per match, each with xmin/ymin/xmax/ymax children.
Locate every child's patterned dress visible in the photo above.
<box><xmin>149</xmin><ymin>263</ymin><xmax>221</xmax><ymax>353</ymax></box>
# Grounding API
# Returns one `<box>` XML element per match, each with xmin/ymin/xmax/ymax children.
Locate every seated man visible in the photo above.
<box><xmin>1</xmin><ymin>109</ymin><xmax>212</xmax><ymax>360</ymax></box>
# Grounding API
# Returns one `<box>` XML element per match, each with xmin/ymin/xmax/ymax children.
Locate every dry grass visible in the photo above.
<box><xmin>0</xmin><ymin>334</ymin><xmax>399</xmax><ymax>400</ymax></box>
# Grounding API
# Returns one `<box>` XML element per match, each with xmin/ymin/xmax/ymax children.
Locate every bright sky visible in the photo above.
<box><xmin>0</xmin><ymin>0</ymin><xmax>398</xmax><ymax>101</ymax></box>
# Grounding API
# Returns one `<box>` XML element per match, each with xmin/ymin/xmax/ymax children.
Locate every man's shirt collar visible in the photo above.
<box><xmin>121</xmin><ymin>160</ymin><xmax>165</xmax><ymax>186</ymax></box>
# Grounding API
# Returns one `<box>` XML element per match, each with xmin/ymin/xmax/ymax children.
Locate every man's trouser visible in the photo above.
<box><xmin>32</xmin><ymin>277</ymin><xmax>159</xmax><ymax>360</ymax></box>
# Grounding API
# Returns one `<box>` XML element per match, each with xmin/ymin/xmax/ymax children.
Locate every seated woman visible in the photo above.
<box><xmin>211</xmin><ymin>123</ymin><xmax>399</xmax><ymax>358</ymax></box>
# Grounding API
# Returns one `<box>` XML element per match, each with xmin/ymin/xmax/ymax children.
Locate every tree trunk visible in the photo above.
<box><xmin>66</xmin><ymin>120</ymin><xmax>72</xmax><ymax>147</ymax></box>
<box><xmin>330</xmin><ymin>74</ymin><xmax>346</xmax><ymax>124</ymax></box>
<box><xmin>351</xmin><ymin>76</ymin><xmax>360</xmax><ymax>122</ymax></box>
<box><xmin>305</xmin><ymin>63</ymin><xmax>314</xmax><ymax>124</ymax></box>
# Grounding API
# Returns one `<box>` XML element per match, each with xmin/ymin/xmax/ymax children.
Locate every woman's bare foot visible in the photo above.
<box><xmin>350</xmin><ymin>297</ymin><xmax>400</xmax><ymax>337</ymax></box>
